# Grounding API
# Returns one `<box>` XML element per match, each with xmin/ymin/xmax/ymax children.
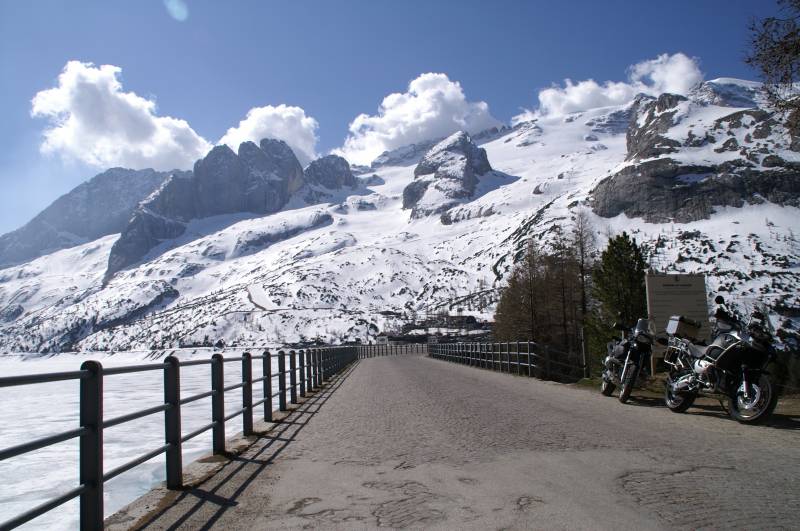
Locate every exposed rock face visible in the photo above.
<box><xmin>626</xmin><ymin>93</ymin><xmax>685</xmax><ymax>161</ymax></box>
<box><xmin>105</xmin><ymin>139</ymin><xmax>305</xmax><ymax>280</ymax></box>
<box><xmin>0</xmin><ymin>303</ymin><xmax>23</xmax><ymax>323</ymax></box>
<box><xmin>592</xmin><ymin>158</ymin><xmax>800</xmax><ymax>223</ymax></box>
<box><xmin>592</xmin><ymin>90</ymin><xmax>800</xmax><ymax>223</ymax></box>
<box><xmin>0</xmin><ymin>168</ymin><xmax>168</xmax><ymax>268</ymax></box>
<box><xmin>304</xmin><ymin>155</ymin><xmax>356</xmax><ymax>189</ymax></box>
<box><xmin>402</xmin><ymin>131</ymin><xmax>492</xmax><ymax>218</ymax></box>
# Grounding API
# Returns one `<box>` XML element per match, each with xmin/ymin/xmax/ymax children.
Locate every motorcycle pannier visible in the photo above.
<box><xmin>666</xmin><ymin>315</ymin><xmax>702</xmax><ymax>340</ymax></box>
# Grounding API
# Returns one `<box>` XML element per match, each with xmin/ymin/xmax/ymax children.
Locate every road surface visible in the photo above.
<box><xmin>120</xmin><ymin>354</ymin><xmax>800</xmax><ymax>530</ymax></box>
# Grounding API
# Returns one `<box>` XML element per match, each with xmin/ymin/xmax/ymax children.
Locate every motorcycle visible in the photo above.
<box><xmin>662</xmin><ymin>295</ymin><xmax>778</xmax><ymax>424</ymax></box>
<box><xmin>601</xmin><ymin>318</ymin><xmax>654</xmax><ymax>403</ymax></box>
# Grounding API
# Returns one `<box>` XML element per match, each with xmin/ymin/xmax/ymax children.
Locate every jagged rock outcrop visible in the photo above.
<box><xmin>626</xmin><ymin>93</ymin><xmax>686</xmax><ymax>161</ymax></box>
<box><xmin>401</xmin><ymin>131</ymin><xmax>492</xmax><ymax>218</ymax></box>
<box><xmin>592</xmin><ymin>87</ymin><xmax>800</xmax><ymax>223</ymax></box>
<box><xmin>0</xmin><ymin>168</ymin><xmax>168</xmax><ymax>268</ymax></box>
<box><xmin>304</xmin><ymin>155</ymin><xmax>356</xmax><ymax>189</ymax></box>
<box><xmin>105</xmin><ymin>139</ymin><xmax>305</xmax><ymax>280</ymax></box>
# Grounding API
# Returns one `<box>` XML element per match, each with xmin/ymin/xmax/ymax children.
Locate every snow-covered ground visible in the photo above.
<box><xmin>0</xmin><ymin>350</ymin><xmax>286</xmax><ymax>529</ymax></box>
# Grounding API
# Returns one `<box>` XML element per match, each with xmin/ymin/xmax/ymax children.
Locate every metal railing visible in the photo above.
<box><xmin>356</xmin><ymin>343</ymin><xmax>426</xmax><ymax>357</ymax></box>
<box><xmin>0</xmin><ymin>344</ymin><xmax>374</xmax><ymax>529</ymax></box>
<box><xmin>428</xmin><ymin>341</ymin><xmax>585</xmax><ymax>381</ymax></box>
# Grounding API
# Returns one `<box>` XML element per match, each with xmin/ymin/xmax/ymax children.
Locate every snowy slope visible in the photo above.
<box><xmin>1</xmin><ymin>79</ymin><xmax>798</xmax><ymax>352</ymax></box>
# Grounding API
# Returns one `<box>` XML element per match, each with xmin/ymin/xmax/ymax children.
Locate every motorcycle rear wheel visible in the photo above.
<box><xmin>601</xmin><ymin>379</ymin><xmax>615</xmax><ymax>396</ymax></box>
<box><xmin>727</xmin><ymin>374</ymin><xmax>778</xmax><ymax>424</ymax></box>
<box><xmin>665</xmin><ymin>372</ymin><xmax>696</xmax><ymax>413</ymax></box>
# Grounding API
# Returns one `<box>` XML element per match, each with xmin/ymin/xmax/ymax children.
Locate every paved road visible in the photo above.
<box><xmin>125</xmin><ymin>355</ymin><xmax>799</xmax><ymax>530</ymax></box>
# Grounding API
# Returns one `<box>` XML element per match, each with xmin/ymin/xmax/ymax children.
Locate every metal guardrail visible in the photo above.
<box><xmin>0</xmin><ymin>343</ymin><xmax>420</xmax><ymax>529</ymax></box>
<box><xmin>428</xmin><ymin>341</ymin><xmax>586</xmax><ymax>381</ymax></box>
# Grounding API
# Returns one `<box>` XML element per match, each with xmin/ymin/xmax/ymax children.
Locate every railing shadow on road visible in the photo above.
<box><xmin>134</xmin><ymin>360</ymin><xmax>361</xmax><ymax>530</ymax></box>
<box><xmin>623</xmin><ymin>393</ymin><xmax>800</xmax><ymax>431</ymax></box>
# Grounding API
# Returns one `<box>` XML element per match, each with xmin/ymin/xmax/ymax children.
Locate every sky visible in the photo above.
<box><xmin>0</xmin><ymin>0</ymin><xmax>783</xmax><ymax>234</ymax></box>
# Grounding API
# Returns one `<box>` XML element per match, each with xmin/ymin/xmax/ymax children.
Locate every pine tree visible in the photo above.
<box><xmin>591</xmin><ymin>231</ymin><xmax>648</xmax><ymax>340</ymax></box>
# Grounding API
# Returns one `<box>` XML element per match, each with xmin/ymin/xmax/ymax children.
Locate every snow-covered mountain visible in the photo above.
<box><xmin>0</xmin><ymin>168</ymin><xmax>169</xmax><ymax>268</ymax></box>
<box><xmin>1</xmin><ymin>78</ymin><xmax>798</xmax><ymax>352</ymax></box>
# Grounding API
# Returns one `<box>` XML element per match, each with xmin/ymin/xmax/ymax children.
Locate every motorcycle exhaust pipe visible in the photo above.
<box><xmin>671</xmin><ymin>375</ymin><xmax>697</xmax><ymax>392</ymax></box>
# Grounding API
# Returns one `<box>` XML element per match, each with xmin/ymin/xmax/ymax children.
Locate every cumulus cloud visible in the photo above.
<box><xmin>218</xmin><ymin>104</ymin><xmax>319</xmax><ymax>166</ymax></box>
<box><xmin>31</xmin><ymin>61</ymin><xmax>211</xmax><ymax>170</ymax></box>
<box><xmin>336</xmin><ymin>73</ymin><xmax>501</xmax><ymax>166</ymax></box>
<box><xmin>518</xmin><ymin>53</ymin><xmax>704</xmax><ymax>120</ymax></box>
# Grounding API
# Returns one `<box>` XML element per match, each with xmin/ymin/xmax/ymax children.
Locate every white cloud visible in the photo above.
<box><xmin>31</xmin><ymin>61</ymin><xmax>211</xmax><ymax>171</ymax></box>
<box><xmin>335</xmin><ymin>73</ymin><xmax>501</xmax><ymax>166</ymax></box>
<box><xmin>517</xmin><ymin>53</ymin><xmax>704</xmax><ymax>120</ymax></box>
<box><xmin>164</xmin><ymin>0</ymin><xmax>189</xmax><ymax>21</ymax></box>
<box><xmin>218</xmin><ymin>104</ymin><xmax>319</xmax><ymax>166</ymax></box>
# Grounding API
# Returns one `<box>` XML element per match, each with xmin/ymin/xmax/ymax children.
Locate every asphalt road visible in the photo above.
<box><xmin>124</xmin><ymin>354</ymin><xmax>800</xmax><ymax>530</ymax></box>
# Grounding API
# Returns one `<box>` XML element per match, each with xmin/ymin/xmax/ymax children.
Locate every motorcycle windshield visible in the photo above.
<box><xmin>634</xmin><ymin>318</ymin><xmax>653</xmax><ymax>338</ymax></box>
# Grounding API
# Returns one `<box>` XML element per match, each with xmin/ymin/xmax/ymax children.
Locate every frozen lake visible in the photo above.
<box><xmin>0</xmin><ymin>349</ymin><xmax>285</xmax><ymax>530</ymax></box>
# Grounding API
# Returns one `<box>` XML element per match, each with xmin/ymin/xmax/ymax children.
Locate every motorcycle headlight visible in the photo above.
<box><xmin>636</xmin><ymin>333</ymin><xmax>652</xmax><ymax>345</ymax></box>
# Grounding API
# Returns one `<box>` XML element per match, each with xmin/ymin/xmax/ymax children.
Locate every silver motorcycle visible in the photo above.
<box><xmin>661</xmin><ymin>296</ymin><xmax>778</xmax><ymax>424</ymax></box>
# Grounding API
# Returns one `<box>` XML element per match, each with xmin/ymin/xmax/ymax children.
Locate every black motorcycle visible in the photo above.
<box><xmin>601</xmin><ymin>318</ymin><xmax>654</xmax><ymax>403</ymax></box>
<box><xmin>662</xmin><ymin>295</ymin><xmax>778</xmax><ymax>424</ymax></box>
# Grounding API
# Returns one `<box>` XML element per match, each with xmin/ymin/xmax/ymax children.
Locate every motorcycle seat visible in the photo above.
<box><xmin>687</xmin><ymin>342</ymin><xmax>709</xmax><ymax>359</ymax></box>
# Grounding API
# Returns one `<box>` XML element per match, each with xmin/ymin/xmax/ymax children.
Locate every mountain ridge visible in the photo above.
<box><xmin>1</xmin><ymin>78</ymin><xmax>798</xmax><ymax>353</ymax></box>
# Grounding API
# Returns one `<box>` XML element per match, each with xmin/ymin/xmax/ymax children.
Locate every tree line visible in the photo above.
<box><xmin>493</xmin><ymin>210</ymin><xmax>648</xmax><ymax>374</ymax></box>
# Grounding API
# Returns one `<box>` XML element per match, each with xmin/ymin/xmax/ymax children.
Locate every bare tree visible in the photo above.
<box><xmin>747</xmin><ymin>0</ymin><xmax>800</xmax><ymax>117</ymax></box>
<box><xmin>571</xmin><ymin>209</ymin><xmax>597</xmax><ymax>340</ymax></box>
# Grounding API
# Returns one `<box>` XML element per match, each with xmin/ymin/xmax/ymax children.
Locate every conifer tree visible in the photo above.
<box><xmin>592</xmin><ymin>231</ymin><xmax>648</xmax><ymax>331</ymax></box>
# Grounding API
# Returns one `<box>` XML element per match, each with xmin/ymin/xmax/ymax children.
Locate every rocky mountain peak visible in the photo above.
<box><xmin>402</xmin><ymin>131</ymin><xmax>493</xmax><ymax>219</ymax></box>
<box><xmin>626</xmin><ymin>93</ymin><xmax>687</xmax><ymax>161</ymax></box>
<box><xmin>0</xmin><ymin>168</ymin><xmax>169</xmax><ymax>268</ymax></box>
<box><xmin>688</xmin><ymin>78</ymin><xmax>762</xmax><ymax>108</ymax></box>
<box><xmin>105</xmin><ymin>138</ymin><xmax>307</xmax><ymax>280</ymax></box>
<box><xmin>304</xmin><ymin>155</ymin><xmax>356</xmax><ymax>189</ymax></box>
<box><xmin>414</xmin><ymin>131</ymin><xmax>492</xmax><ymax>179</ymax></box>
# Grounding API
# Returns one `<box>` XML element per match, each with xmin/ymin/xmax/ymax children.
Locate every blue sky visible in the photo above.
<box><xmin>0</xmin><ymin>0</ymin><xmax>781</xmax><ymax>234</ymax></box>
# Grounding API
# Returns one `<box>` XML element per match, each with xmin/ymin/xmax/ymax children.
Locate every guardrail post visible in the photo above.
<box><xmin>79</xmin><ymin>360</ymin><xmax>104</xmax><ymax>529</ymax></box>
<box><xmin>242</xmin><ymin>352</ymin><xmax>253</xmax><ymax>436</ymax></box>
<box><xmin>211</xmin><ymin>353</ymin><xmax>225</xmax><ymax>454</ymax></box>
<box><xmin>527</xmin><ymin>341</ymin><xmax>532</xmax><ymax>377</ymax></box>
<box><xmin>263</xmin><ymin>350</ymin><xmax>272</xmax><ymax>422</ymax></box>
<box><xmin>516</xmin><ymin>341</ymin><xmax>521</xmax><ymax>374</ymax></box>
<box><xmin>299</xmin><ymin>350</ymin><xmax>306</xmax><ymax>398</ymax></box>
<box><xmin>278</xmin><ymin>351</ymin><xmax>287</xmax><ymax>411</ymax></box>
<box><xmin>314</xmin><ymin>349</ymin><xmax>321</xmax><ymax>387</ymax></box>
<box><xmin>164</xmin><ymin>356</ymin><xmax>182</xmax><ymax>489</ymax></box>
<box><xmin>290</xmin><ymin>350</ymin><xmax>298</xmax><ymax>404</ymax></box>
<box><xmin>306</xmin><ymin>349</ymin><xmax>313</xmax><ymax>391</ymax></box>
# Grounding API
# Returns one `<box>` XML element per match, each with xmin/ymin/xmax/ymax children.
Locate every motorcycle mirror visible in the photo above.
<box><xmin>714</xmin><ymin>295</ymin><xmax>725</xmax><ymax>304</ymax></box>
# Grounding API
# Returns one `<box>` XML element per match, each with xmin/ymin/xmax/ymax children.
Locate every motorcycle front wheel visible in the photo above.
<box><xmin>665</xmin><ymin>371</ymin><xmax>696</xmax><ymax>413</ymax></box>
<box><xmin>601</xmin><ymin>378</ymin><xmax>615</xmax><ymax>396</ymax></box>
<box><xmin>728</xmin><ymin>373</ymin><xmax>778</xmax><ymax>424</ymax></box>
<box><xmin>618</xmin><ymin>364</ymin><xmax>637</xmax><ymax>403</ymax></box>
